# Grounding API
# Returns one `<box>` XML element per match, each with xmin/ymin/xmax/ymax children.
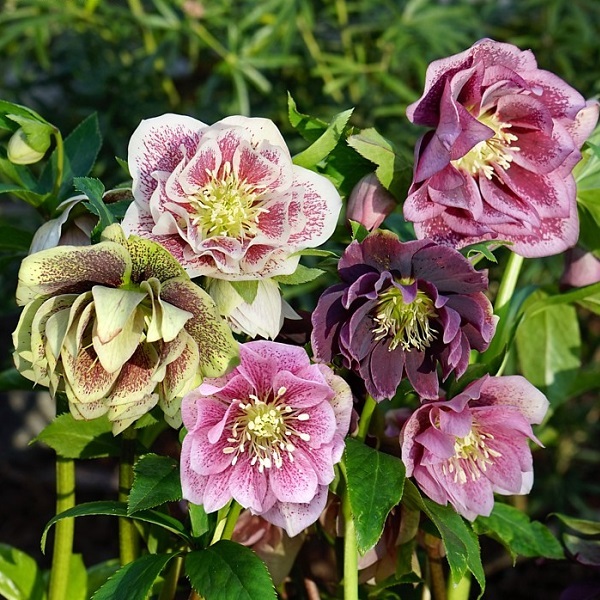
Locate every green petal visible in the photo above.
<box><xmin>92</xmin><ymin>285</ymin><xmax>147</xmax><ymax>344</ymax></box>
<box><xmin>16</xmin><ymin>241</ymin><xmax>132</xmax><ymax>306</ymax></box>
<box><xmin>109</xmin><ymin>393</ymin><xmax>159</xmax><ymax>435</ymax></box>
<box><xmin>160</xmin><ymin>277</ymin><xmax>239</xmax><ymax>378</ymax></box>
<box><xmin>126</xmin><ymin>234</ymin><xmax>186</xmax><ymax>284</ymax></box>
<box><xmin>141</xmin><ymin>278</ymin><xmax>192</xmax><ymax>343</ymax></box>
<box><xmin>12</xmin><ymin>298</ymin><xmax>45</xmax><ymax>383</ymax></box>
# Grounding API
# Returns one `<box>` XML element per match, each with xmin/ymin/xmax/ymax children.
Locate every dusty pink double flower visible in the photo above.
<box><xmin>401</xmin><ymin>375</ymin><xmax>548</xmax><ymax>520</ymax></box>
<box><xmin>180</xmin><ymin>341</ymin><xmax>352</xmax><ymax>536</ymax></box>
<box><xmin>405</xmin><ymin>39</ymin><xmax>598</xmax><ymax>257</ymax></box>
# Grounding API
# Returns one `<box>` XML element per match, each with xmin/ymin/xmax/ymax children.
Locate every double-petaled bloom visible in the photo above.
<box><xmin>121</xmin><ymin>114</ymin><xmax>342</xmax><ymax>338</ymax></box>
<box><xmin>180</xmin><ymin>341</ymin><xmax>352</xmax><ymax>537</ymax></box>
<box><xmin>405</xmin><ymin>39</ymin><xmax>599</xmax><ymax>257</ymax></box>
<box><xmin>400</xmin><ymin>375</ymin><xmax>549</xmax><ymax>520</ymax></box>
<box><xmin>12</xmin><ymin>224</ymin><xmax>238</xmax><ymax>434</ymax></box>
<box><xmin>311</xmin><ymin>231</ymin><xmax>496</xmax><ymax>400</ymax></box>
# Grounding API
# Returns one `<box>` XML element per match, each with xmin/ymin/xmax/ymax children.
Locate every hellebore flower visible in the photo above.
<box><xmin>400</xmin><ymin>375</ymin><xmax>549</xmax><ymax>520</ymax></box>
<box><xmin>13</xmin><ymin>224</ymin><xmax>238</xmax><ymax>434</ymax></box>
<box><xmin>405</xmin><ymin>38</ymin><xmax>599</xmax><ymax>258</ymax></box>
<box><xmin>346</xmin><ymin>173</ymin><xmax>396</xmax><ymax>231</ymax></box>
<box><xmin>122</xmin><ymin>113</ymin><xmax>342</xmax><ymax>280</ymax></box>
<box><xmin>560</xmin><ymin>247</ymin><xmax>600</xmax><ymax>288</ymax></box>
<box><xmin>311</xmin><ymin>231</ymin><xmax>496</xmax><ymax>400</ymax></box>
<box><xmin>180</xmin><ymin>340</ymin><xmax>352</xmax><ymax>537</ymax></box>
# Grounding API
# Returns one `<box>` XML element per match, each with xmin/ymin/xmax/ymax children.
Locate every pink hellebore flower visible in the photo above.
<box><xmin>122</xmin><ymin>114</ymin><xmax>342</xmax><ymax>280</ymax></box>
<box><xmin>180</xmin><ymin>341</ymin><xmax>352</xmax><ymax>537</ymax></box>
<box><xmin>405</xmin><ymin>39</ymin><xmax>599</xmax><ymax>258</ymax></box>
<box><xmin>346</xmin><ymin>173</ymin><xmax>396</xmax><ymax>231</ymax></box>
<box><xmin>400</xmin><ymin>375</ymin><xmax>548</xmax><ymax>520</ymax></box>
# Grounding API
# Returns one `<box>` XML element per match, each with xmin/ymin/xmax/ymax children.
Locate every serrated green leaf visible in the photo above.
<box><xmin>273</xmin><ymin>264</ymin><xmax>324</xmax><ymax>285</ymax></box>
<box><xmin>86</xmin><ymin>560</ymin><xmax>120</xmax><ymax>599</ymax></box>
<box><xmin>0</xmin><ymin>544</ymin><xmax>45</xmax><ymax>600</ymax></box>
<box><xmin>186</xmin><ymin>541</ymin><xmax>276</xmax><ymax>600</ymax></box>
<box><xmin>74</xmin><ymin>176</ymin><xmax>112</xmax><ymax>242</ymax></box>
<box><xmin>230</xmin><ymin>280</ymin><xmax>259</xmax><ymax>304</ymax></box>
<box><xmin>188</xmin><ymin>503</ymin><xmax>210</xmax><ymax>539</ymax></box>
<box><xmin>287</xmin><ymin>94</ymin><xmax>328</xmax><ymax>143</ymax></box>
<box><xmin>345</xmin><ymin>438</ymin><xmax>405</xmax><ymax>554</ymax></box>
<box><xmin>0</xmin><ymin>100</ymin><xmax>49</xmax><ymax>131</ymax></box>
<box><xmin>516</xmin><ymin>293</ymin><xmax>581</xmax><ymax>406</ymax></box>
<box><xmin>92</xmin><ymin>553</ymin><xmax>176</xmax><ymax>600</ymax></box>
<box><xmin>128</xmin><ymin>454</ymin><xmax>182</xmax><ymax>514</ymax></box>
<box><xmin>292</xmin><ymin>108</ymin><xmax>353</xmax><ymax>169</ymax></box>
<box><xmin>474</xmin><ymin>503</ymin><xmax>564</xmax><ymax>561</ymax></box>
<box><xmin>403</xmin><ymin>481</ymin><xmax>485</xmax><ymax>596</ymax></box>
<box><xmin>35</xmin><ymin>413</ymin><xmax>120</xmax><ymax>459</ymax></box>
<box><xmin>41</xmin><ymin>501</ymin><xmax>192</xmax><ymax>552</ymax></box>
<box><xmin>349</xmin><ymin>219</ymin><xmax>370</xmax><ymax>243</ymax></box>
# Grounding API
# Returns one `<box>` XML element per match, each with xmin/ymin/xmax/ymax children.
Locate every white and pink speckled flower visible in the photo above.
<box><xmin>122</xmin><ymin>114</ymin><xmax>342</xmax><ymax>280</ymax></box>
<box><xmin>180</xmin><ymin>341</ymin><xmax>352</xmax><ymax>537</ymax></box>
<box><xmin>405</xmin><ymin>39</ymin><xmax>599</xmax><ymax>258</ymax></box>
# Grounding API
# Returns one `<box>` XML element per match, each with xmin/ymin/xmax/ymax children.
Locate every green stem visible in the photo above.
<box><xmin>447</xmin><ymin>572</ymin><xmax>471</xmax><ymax>600</ymax></box>
<box><xmin>49</xmin><ymin>128</ymin><xmax>64</xmax><ymax>207</ymax></box>
<box><xmin>158</xmin><ymin>556</ymin><xmax>183</xmax><ymax>600</ymax></box>
<box><xmin>356</xmin><ymin>394</ymin><xmax>377</xmax><ymax>443</ymax></box>
<box><xmin>48</xmin><ymin>456</ymin><xmax>75</xmax><ymax>600</ymax></box>
<box><xmin>341</xmin><ymin>461</ymin><xmax>358</xmax><ymax>600</ymax></box>
<box><xmin>221</xmin><ymin>501</ymin><xmax>243</xmax><ymax>542</ymax></box>
<box><xmin>483</xmin><ymin>252</ymin><xmax>525</xmax><ymax>362</ymax></box>
<box><xmin>119</xmin><ymin>426</ymin><xmax>139</xmax><ymax>566</ymax></box>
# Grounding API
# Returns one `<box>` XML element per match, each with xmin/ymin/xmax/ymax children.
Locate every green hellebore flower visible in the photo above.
<box><xmin>13</xmin><ymin>224</ymin><xmax>239</xmax><ymax>434</ymax></box>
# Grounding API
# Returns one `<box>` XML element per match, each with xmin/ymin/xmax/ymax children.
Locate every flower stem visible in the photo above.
<box><xmin>341</xmin><ymin>461</ymin><xmax>358</xmax><ymax>600</ymax></box>
<box><xmin>356</xmin><ymin>394</ymin><xmax>377</xmax><ymax>443</ymax></box>
<box><xmin>158</xmin><ymin>556</ymin><xmax>183</xmax><ymax>600</ymax></box>
<box><xmin>48</xmin><ymin>455</ymin><xmax>75</xmax><ymax>600</ymax></box>
<box><xmin>447</xmin><ymin>573</ymin><xmax>471</xmax><ymax>600</ymax></box>
<box><xmin>49</xmin><ymin>128</ymin><xmax>65</xmax><ymax>214</ymax></box>
<box><xmin>221</xmin><ymin>501</ymin><xmax>243</xmax><ymax>542</ymax></box>
<box><xmin>424</xmin><ymin>533</ymin><xmax>446</xmax><ymax>600</ymax></box>
<box><xmin>118</xmin><ymin>426</ymin><xmax>139</xmax><ymax>565</ymax></box>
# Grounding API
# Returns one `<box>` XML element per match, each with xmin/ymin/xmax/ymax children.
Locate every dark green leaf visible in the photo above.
<box><xmin>474</xmin><ymin>503</ymin><xmax>564</xmax><ymax>560</ymax></box>
<box><xmin>92</xmin><ymin>553</ymin><xmax>177</xmax><ymax>600</ymax></box>
<box><xmin>186</xmin><ymin>541</ymin><xmax>276</xmax><ymax>600</ymax></box>
<box><xmin>188</xmin><ymin>503</ymin><xmax>210</xmax><ymax>539</ymax></box>
<box><xmin>41</xmin><ymin>501</ymin><xmax>192</xmax><ymax>552</ymax></box>
<box><xmin>0</xmin><ymin>225</ymin><xmax>33</xmax><ymax>251</ymax></box>
<box><xmin>0</xmin><ymin>100</ymin><xmax>50</xmax><ymax>131</ymax></box>
<box><xmin>0</xmin><ymin>544</ymin><xmax>45</xmax><ymax>600</ymax></box>
<box><xmin>128</xmin><ymin>454</ymin><xmax>182</xmax><ymax>514</ymax></box>
<box><xmin>86</xmin><ymin>560</ymin><xmax>120</xmax><ymax>599</ymax></box>
<box><xmin>349</xmin><ymin>219</ymin><xmax>370</xmax><ymax>243</ymax></box>
<box><xmin>35</xmin><ymin>413</ymin><xmax>119</xmax><ymax>459</ymax></box>
<box><xmin>230</xmin><ymin>280</ymin><xmax>259</xmax><ymax>304</ymax></box>
<box><xmin>345</xmin><ymin>438</ymin><xmax>405</xmax><ymax>554</ymax></box>
<box><xmin>287</xmin><ymin>94</ymin><xmax>328</xmax><ymax>143</ymax></box>
<box><xmin>73</xmin><ymin>176</ymin><xmax>112</xmax><ymax>241</ymax></box>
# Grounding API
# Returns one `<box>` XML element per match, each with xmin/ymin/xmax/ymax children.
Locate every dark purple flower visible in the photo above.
<box><xmin>311</xmin><ymin>231</ymin><xmax>496</xmax><ymax>400</ymax></box>
<box><xmin>405</xmin><ymin>39</ymin><xmax>599</xmax><ymax>258</ymax></box>
<box><xmin>400</xmin><ymin>375</ymin><xmax>548</xmax><ymax>520</ymax></box>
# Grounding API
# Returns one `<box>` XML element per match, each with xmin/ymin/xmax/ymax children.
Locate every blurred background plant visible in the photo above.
<box><xmin>0</xmin><ymin>0</ymin><xmax>599</xmax><ymax>598</ymax></box>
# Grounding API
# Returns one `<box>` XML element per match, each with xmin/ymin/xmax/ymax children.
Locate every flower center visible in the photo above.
<box><xmin>452</xmin><ymin>112</ymin><xmax>520</xmax><ymax>179</ymax></box>
<box><xmin>188</xmin><ymin>162</ymin><xmax>268</xmax><ymax>239</ymax></box>
<box><xmin>222</xmin><ymin>387</ymin><xmax>311</xmax><ymax>472</ymax></box>
<box><xmin>372</xmin><ymin>282</ymin><xmax>437</xmax><ymax>352</ymax></box>
<box><xmin>442</xmin><ymin>428</ymin><xmax>502</xmax><ymax>485</ymax></box>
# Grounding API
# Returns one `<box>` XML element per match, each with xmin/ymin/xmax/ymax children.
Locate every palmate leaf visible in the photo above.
<box><xmin>185</xmin><ymin>541</ymin><xmax>276</xmax><ymax>600</ymax></box>
<box><xmin>92</xmin><ymin>553</ymin><xmax>177</xmax><ymax>600</ymax></box>
<box><xmin>474</xmin><ymin>503</ymin><xmax>564</xmax><ymax>561</ymax></box>
<box><xmin>344</xmin><ymin>438</ymin><xmax>405</xmax><ymax>554</ymax></box>
<box><xmin>41</xmin><ymin>501</ymin><xmax>192</xmax><ymax>552</ymax></box>
<box><xmin>128</xmin><ymin>454</ymin><xmax>182</xmax><ymax>514</ymax></box>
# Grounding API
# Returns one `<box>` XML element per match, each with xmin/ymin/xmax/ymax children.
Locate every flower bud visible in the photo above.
<box><xmin>7</xmin><ymin>128</ymin><xmax>47</xmax><ymax>165</ymax></box>
<box><xmin>560</xmin><ymin>247</ymin><xmax>600</xmax><ymax>288</ymax></box>
<box><xmin>346</xmin><ymin>173</ymin><xmax>396</xmax><ymax>231</ymax></box>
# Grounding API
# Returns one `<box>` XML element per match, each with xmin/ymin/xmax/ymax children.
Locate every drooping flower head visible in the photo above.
<box><xmin>400</xmin><ymin>375</ymin><xmax>549</xmax><ymax>520</ymax></box>
<box><xmin>311</xmin><ymin>231</ymin><xmax>496</xmax><ymax>401</ymax></box>
<box><xmin>405</xmin><ymin>38</ymin><xmax>599</xmax><ymax>257</ymax></box>
<box><xmin>122</xmin><ymin>114</ymin><xmax>342</xmax><ymax>280</ymax></box>
<box><xmin>346</xmin><ymin>173</ymin><xmax>396</xmax><ymax>232</ymax></box>
<box><xmin>180</xmin><ymin>341</ymin><xmax>352</xmax><ymax>537</ymax></box>
<box><xmin>13</xmin><ymin>224</ymin><xmax>238</xmax><ymax>434</ymax></box>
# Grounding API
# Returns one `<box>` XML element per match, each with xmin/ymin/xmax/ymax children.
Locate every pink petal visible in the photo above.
<box><xmin>295</xmin><ymin>400</ymin><xmax>337</xmax><ymax>447</ymax></box>
<box><xmin>269</xmin><ymin>451</ymin><xmax>318</xmax><ymax>504</ymax></box>
<box><xmin>272</xmin><ymin>370</ymin><xmax>332</xmax><ymax>409</ymax></box>
<box><xmin>230</xmin><ymin>458</ymin><xmax>269</xmax><ymax>512</ymax></box>
<box><xmin>202</xmin><ymin>469</ymin><xmax>235</xmax><ymax>513</ymax></box>
<box><xmin>180</xmin><ymin>436</ymin><xmax>208</xmax><ymax>505</ymax></box>
<box><xmin>187</xmin><ymin>431</ymin><xmax>232</xmax><ymax>476</ymax></box>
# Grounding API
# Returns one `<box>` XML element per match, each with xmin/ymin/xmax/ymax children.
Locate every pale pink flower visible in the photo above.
<box><xmin>346</xmin><ymin>173</ymin><xmax>396</xmax><ymax>231</ymax></box>
<box><xmin>405</xmin><ymin>39</ymin><xmax>599</xmax><ymax>258</ymax></box>
<box><xmin>400</xmin><ymin>375</ymin><xmax>548</xmax><ymax>520</ymax></box>
<box><xmin>180</xmin><ymin>341</ymin><xmax>352</xmax><ymax>537</ymax></box>
<box><xmin>122</xmin><ymin>114</ymin><xmax>342</xmax><ymax>280</ymax></box>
